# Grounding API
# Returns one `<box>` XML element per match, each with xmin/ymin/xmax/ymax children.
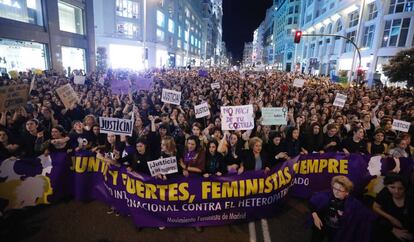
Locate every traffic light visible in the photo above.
<box><xmin>357</xmin><ymin>67</ymin><xmax>364</xmax><ymax>77</ymax></box>
<box><xmin>294</xmin><ymin>31</ymin><xmax>302</xmax><ymax>44</ymax></box>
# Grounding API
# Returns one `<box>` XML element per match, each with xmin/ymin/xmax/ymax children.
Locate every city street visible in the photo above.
<box><xmin>1</xmin><ymin>197</ymin><xmax>310</xmax><ymax>242</ymax></box>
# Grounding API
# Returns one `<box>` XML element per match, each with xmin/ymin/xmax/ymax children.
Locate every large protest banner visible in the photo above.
<box><xmin>99</xmin><ymin>117</ymin><xmax>134</xmax><ymax>136</ymax></box>
<box><xmin>221</xmin><ymin>105</ymin><xmax>254</xmax><ymax>130</ymax></box>
<box><xmin>261</xmin><ymin>107</ymin><xmax>287</xmax><ymax>125</ymax></box>
<box><xmin>147</xmin><ymin>157</ymin><xmax>178</xmax><ymax>176</ymax></box>
<box><xmin>56</xmin><ymin>84</ymin><xmax>79</xmax><ymax>109</ymax></box>
<box><xmin>0</xmin><ymin>84</ymin><xmax>29</xmax><ymax>112</ymax></box>
<box><xmin>161</xmin><ymin>89</ymin><xmax>181</xmax><ymax>105</ymax></box>
<box><xmin>194</xmin><ymin>102</ymin><xmax>210</xmax><ymax>119</ymax></box>
<box><xmin>1</xmin><ymin>152</ymin><xmax>412</xmax><ymax>227</ymax></box>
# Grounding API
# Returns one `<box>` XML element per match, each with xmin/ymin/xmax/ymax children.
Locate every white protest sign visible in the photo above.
<box><xmin>147</xmin><ymin>157</ymin><xmax>178</xmax><ymax>176</ymax></box>
<box><xmin>221</xmin><ymin>105</ymin><xmax>254</xmax><ymax>130</ymax></box>
<box><xmin>194</xmin><ymin>102</ymin><xmax>210</xmax><ymax>119</ymax></box>
<box><xmin>98</xmin><ymin>77</ymin><xmax>105</xmax><ymax>85</ymax></box>
<box><xmin>74</xmin><ymin>75</ymin><xmax>86</xmax><ymax>85</ymax></box>
<box><xmin>99</xmin><ymin>116</ymin><xmax>134</xmax><ymax>136</ymax></box>
<box><xmin>392</xmin><ymin>119</ymin><xmax>411</xmax><ymax>132</ymax></box>
<box><xmin>333</xmin><ymin>93</ymin><xmax>347</xmax><ymax>108</ymax></box>
<box><xmin>261</xmin><ymin>107</ymin><xmax>288</xmax><ymax>125</ymax></box>
<box><xmin>56</xmin><ymin>84</ymin><xmax>79</xmax><ymax>109</ymax></box>
<box><xmin>293</xmin><ymin>79</ymin><xmax>305</xmax><ymax>88</ymax></box>
<box><xmin>211</xmin><ymin>82</ymin><xmax>220</xmax><ymax>89</ymax></box>
<box><xmin>161</xmin><ymin>89</ymin><xmax>181</xmax><ymax>105</ymax></box>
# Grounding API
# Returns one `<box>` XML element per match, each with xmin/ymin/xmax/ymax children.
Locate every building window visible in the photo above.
<box><xmin>367</xmin><ymin>3</ymin><xmax>378</xmax><ymax>20</ymax></box>
<box><xmin>156</xmin><ymin>29</ymin><xmax>165</xmax><ymax>42</ymax></box>
<box><xmin>362</xmin><ymin>25</ymin><xmax>375</xmax><ymax>48</ymax></box>
<box><xmin>117</xmin><ymin>22</ymin><xmax>139</xmax><ymax>37</ymax></box>
<box><xmin>303</xmin><ymin>45</ymin><xmax>308</xmax><ymax>58</ymax></box>
<box><xmin>388</xmin><ymin>0</ymin><xmax>413</xmax><ymax>14</ymax></box>
<box><xmin>61</xmin><ymin>46</ymin><xmax>86</xmax><ymax>72</ymax></box>
<box><xmin>306</xmin><ymin>14</ymin><xmax>312</xmax><ymax>23</ymax></box>
<box><xmin>289</xmin><ymin>6</ymin><xmax>294</xmax><ymax>14</ymax></box>
<box><xmin>58</xmin><ymin>1</ymin><xmax>84</xmax><ymax>34</ymax></box>
<box><xmin>190</xmin><ymin>35</ymin><xmax>194</xmax><ymax>45</ymax></box>
<box><xmin>116</xmin><ymin>0</ymin><xmax>139</xmax><ymax>18</ymax></box>
<box><xmin>157</xmin><ymin>10</ymin><xmax>164</xmax><ymax>27</ymax></box>
<box><xmin>293</xmin><ymin>17</ymin><xmax>298</xmax><ymax>24</ymax></box>
<box><xmin>344</xmin><ymin>31</ymin><xmax>356</xmax><ymax>52</ymax></box>
<box><xmin>287</xmin><ymin>17</ymin><xmax>292</xmax><ymax>24</ymax></box>
<box><xmin>381</xmin><ymin>18</ymin><xmax>410</xmax><ymax>47</ymax></box>
<box><xmin>295</xmin><ymin>5</ymin><xmax>299</xmax><ymax>13</ymax></box>
<box><xmin>184</xmin><ymin>30</ymin><xmax>189</xmax><ymax>42</ymax></box>
<box><xmin>168</xmin><ymin>18</ymin><xmax>174</xmax><ymax>33</ymax></box>
<box><xmin>178</xmin><ymin>26</ymin><xmax>182</xmax><ymax>38</ymax></box>
<box><xmin>348</xmin><ymin>10</ymin><xmax>359</xmax><ymax>28</ymax></box>
<box><xmin>0</xmin><ymin>38</ymin><xmax>47</xmax><ymax>72</ymax></box>
<box><xmin>0</xmin><ymin>0</ymin><xmax>43</xmax><ymax>26</ymax></box>
<box><xmin>287</xmin><ymin>52</ymin><xmax>292</xmax><ymax>60</ymax></box>
<box><xmin>177</xmin><ymin>39</ymin><xmax>181</xmax><ymax>48</ymax></box>
<box><xmin>336</xmin><ymin>19</ymin><xmax>342</xmax><ymax>32</ymax></box>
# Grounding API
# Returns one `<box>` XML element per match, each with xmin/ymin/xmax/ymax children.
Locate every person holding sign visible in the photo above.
<box><xmin>180</xmin><ymin>135</ymin><xmax>205</xmax><ymax>177</ymax></box>
<box><xmin>203</xmin><ymin>140</ymin><xmax>226</xmax><ymax>178</ymax></box>
<box><xmin>238</xmin><ymin>137</ymin><xmax>270</xmax><ymax>174</ymax></box>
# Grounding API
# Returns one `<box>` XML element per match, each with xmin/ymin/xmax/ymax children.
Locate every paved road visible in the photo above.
<box><xmin>1</xmin><ymin>197</ymin><xmax>311</xmax><ymax>242</ymax></box>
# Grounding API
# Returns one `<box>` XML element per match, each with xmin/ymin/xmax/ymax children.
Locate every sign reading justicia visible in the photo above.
<box><xmin>99</xmin><ymin>117</ymin><xmax>134</xmax><ymax>136</ymax></box>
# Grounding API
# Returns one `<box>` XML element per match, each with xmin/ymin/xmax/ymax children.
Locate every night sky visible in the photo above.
<box><xmin>223</xmin><ymin>0</ymin><xmax>273</xmax><ymax>63</ymax></box>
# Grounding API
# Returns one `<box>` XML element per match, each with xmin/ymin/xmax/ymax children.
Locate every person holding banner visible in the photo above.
<box><xmin>323</xmin><ymin>124</ymin><xmax>342</xmax><ymax>153</ymax></box>
<box><xmin>238</xmin><ymin>137</ymin><xmax>270</xmax><ymax>174</ymax></box>
<box><xmin>0</xmin><ymin>128</ymin><xmax>20</xmax><ymax>160</ymax></box>
<box><xmin>217</xmin><ymin>132</ymin><xmax>244</xmax><ymax>174</ymax></box>
<box><xmin>119</xmin><ymin>138</ymin><xmax>153</xmax><ymax>175</ymax></box>
<box><xmin>38</xmin><ymin>125</ymin><xmax>70</xmax><ymax>154</ymax></box>
<box><xmin>342</xmin><ymin>126</ymin><xmax>368</xmax><ymax>155</ymax></box>
<box><xmin>372</xmin><ymin>173</ymin><xmax>414</xmax><ymax>242</ymax></box>
<box><xmin>180</xmin><ymin>135</ymin><xmax>205</xmax><ymax>177</ymax></box>
<box><xmin>203</xmin><ymin>140</ymin><xmax>226</xmax><ymax>177</ymax></box>
<box><xmin>265</xmin><ymin>132</ymin><xmax>289</xmax><ymax>165</ymax></box>
<box><xmin>302</xmin><ymin>123</ymin><xmax>324</xmax><ymax>154</ymax></box>
<box><xmin>367</xmin><ymin>129</ymin><xmax>388</xmax><ymax>156</ymax></box>
<box><xmin>310</xmin><ymin>176</ymin><xmax>375</xmax><ymax>242</ymax></box>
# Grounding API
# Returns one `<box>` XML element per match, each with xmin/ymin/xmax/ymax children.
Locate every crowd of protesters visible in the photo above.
<box><xmin>0</xmin><ymin>68</ymin><xmax>413</xmax><ymax>240</ymax></box>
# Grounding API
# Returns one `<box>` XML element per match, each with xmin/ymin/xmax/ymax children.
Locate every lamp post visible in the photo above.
<box><xmin>143</xmin><ymin>0</ymin><xmax>147</xmax><ymax>69</ymax></box>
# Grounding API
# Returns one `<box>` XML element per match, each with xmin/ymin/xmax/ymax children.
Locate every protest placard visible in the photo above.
<box><xmin>194</xmin><ymin>102</ymin><xmax>210</xmax><ymax>119</ymax></box>
<box><xmin>56</xmin><ymin>84</ymin><xmax>79</xmax><ymax>109</ymax></box>
<box><xmin>293</xmin><ymin>79</ymin><xmax>305</xmax><ymax>88</ymax></box>
<box><xmin>147</xmin><ymin>157</ymin><xmax>178</xmax><ymax>177</ymax></box>
<box><xmin>221</xmin><ymin>105</ymin><xmax>254</xmax><ymax>130</ymax></box>
<box><xmin>99</xmin><ymin>116</ymin><xmax>134</xmax><ymax>136</ymax></box>
<box><xmin>0</xmin><ymin>84</ymin><xmax>29</xmax><ymax>112</ymax></box>
<box><xmin>392</xmin><ymin>119</ymin><xmax>411</xmax><ymax>132</ymax></box>
<box><xmin>211</xmin><ymin>82</ymin><xmax>220</xmax><ymax>89</ymax></box>
<box><xmin>261</xmin><ymin>107</ymin><xmax>288</xmax><ymax>125</ymax></box>
<box><xmin>74</xmin><ymin>75</ymin><xmax>86</xmax><ymax>85</ymax></box>
<box><xmin>98</xmin><ymin>77</ymin><xmax>105</xmax><ymax>86</ymax></box>
<box><xmin>111</xmin><ymin>79</ymin><xmax>130</xmax><ymax>94</ymax></box>
<box><xmin>136</xmin><ymin>76</ymin><xmax>153</xmax><ymax>91</ymax></box>
<box><xmin>161</xmin><ymin>89</ymin><xmax>181</xmax><ymax>105</ymax></box>
<box><xmin>333</xmin><ymin>93</ymin><xmax>347</xmax><ymax>108</ymax></box>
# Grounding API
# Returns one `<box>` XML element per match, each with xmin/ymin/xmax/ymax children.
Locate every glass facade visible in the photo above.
<box><xmin>58</xmin><ymin>1</ymin><xmax>84</xmax><ymax>35</ymax></box>
<box><xmin>116</xmin><ymin>0</ymin><xmax>139</xmax><ymax>18</ymax></box>
<box><xmin>0</xmin><ymin>38</ymin><xmax>47</xmax><ymax>73</ymax></box>
<box><xmin>116</xmin><ymin>22</ymin><xmax>139</xmax><ymax>37</ymax></box>
<box><xmin>61</xmin><ymin>46</ymin><xmax>86</xmax><ymax>72</ymax></box>
<box><xmin>0</xmin><ymin>0</ymin><xmax>43</xmax><ymax>25</ymax></box>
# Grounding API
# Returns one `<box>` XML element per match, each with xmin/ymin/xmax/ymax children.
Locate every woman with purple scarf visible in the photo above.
<box><xmin>309</xmin><ymin>175</ymin><xmax>375</xmax><ymax>242</ymax></box>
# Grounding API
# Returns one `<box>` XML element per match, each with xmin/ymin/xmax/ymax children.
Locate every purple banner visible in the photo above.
<box><xmin>0</xmin><ymin>152</ymin><xmax>412</xmax><ymax>227</ymax></box>
<box><xmin>198</xmin><ymin>69</ymin><xmax>208</xmax><ymax>77</ymax></box>
<box><xmin>135</xmin><ymin>77</ymin><xmax>153</xmax><ymax>91</ymax></box>
<box><xmin>111</xmin><ymin>79</ymin><xmax>130</xmax><ymax>94</ymax></box>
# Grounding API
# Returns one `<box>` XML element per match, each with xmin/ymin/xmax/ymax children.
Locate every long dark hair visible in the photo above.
<box><xmin>185</xmin><ymin>135</ymin><xmax>201</xmax><ymax>153</ymax></box>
